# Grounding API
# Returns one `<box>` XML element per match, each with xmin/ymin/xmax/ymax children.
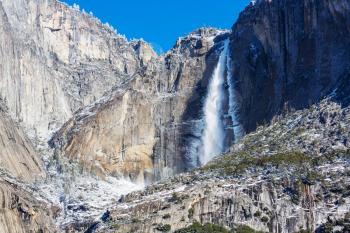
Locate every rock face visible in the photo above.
<box><xmin>0</xmin><ymin>0</ymin><xmax>157</xmax><ymax>230</ymax></box>
<box><xmin>96</xmin><ymin>101</ymin><xmax>350</xmax><ymax>233</ymax></box>
<box><xmin>0</xmin><ymin>0</ymin><xmax>236</xmax><ymax>184</ymax></box>
<box><xmin>0</xmin><ymin>101</ymin><xmax>56</xmax><ymax>232</ymax></box>
<box><xmin>0</xmin><ymin>101</ymin><xmax>43</xmax><ymax>182</ymax></box>
<box><xmin>0</xmin><ymin>0</ymin><xmax>349</xmax><ymax>232</ymax></box>
<box><xmin>50</xmin><ymin>29</ymin><xmax>230</xmax><ymax>183</ymax></box>
<box><xmin>0</xmin><ymin>175</ymin><xmax>58</xmax><ymax>233</ymax></box>
<box><xmin>50</xmin><ymin>0</ymin><xmax>350</xmax><ymax>184</ymax></box>
<box><xmin>0</xmin><ymin>0</ymin><xmax>155</xmax><ymax>142</ymax></box>
<box><xmin>230</xmin><ymin>0</ymin><xmax>350</xmax><ymax>132</ymax></box>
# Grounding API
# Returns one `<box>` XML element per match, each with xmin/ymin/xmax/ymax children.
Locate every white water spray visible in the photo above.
<box><xmin>200</xmin><ymin>40</ymin><xmax>229</xmax><ymax>165</ymax></box>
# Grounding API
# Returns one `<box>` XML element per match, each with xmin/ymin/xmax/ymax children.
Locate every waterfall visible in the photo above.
<box><xmin>200</xmin><ymin>40</ymin><xmax>229</xmax><ymax>165</ymax></box>
<box><xmin>200</xmin><ymin>39</ymin><xmax>243</xmax><ymax>165</ymax></box>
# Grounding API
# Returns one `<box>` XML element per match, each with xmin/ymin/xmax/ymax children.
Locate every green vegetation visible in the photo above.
<box><xmin>163</xmin><ymin>213</ymin><xmax>171</xmax><ymax>219</ymax></box>
<box><xmin>260</xmin><ymin>216</ymin><xmax>269</xmax><ymax>223</ymax></box>
<box><xmin>131</xmin><ymin>218</ymin><xmax>140</xmax><ymax>223</ymax></box>
<box><xmin>317</xmin><ymin>212</ymin><xmax>350</xmax><ymax>233</ymax></box>
<box><xmin>169</xmin><ymin>192</ymin><xmax>181</xmax><ymax>203</ymax></box>
<box><xmin>204</xmin><ymin>148</ymin><xmax>350</xmax><ymax>178</ymax></box>
<box><xmin>174</xmin><ymin>223</ymin><xmax>266</xmax><ymax>233</ymax></box>
<box><xmin>188</xmin><ymin>208</ymin><xmax>194</xmax><ymax>219</ymax></box>
<box><xmin>253</xmin><ymin>211</ymin><xmax>261</xmax><ymax>218</ymax></box>
<box><xmin>169</xmin><ymin>192</ymin><xmax>189</xmax><ymax>204</ymax></box>
<box><xmin>295</xmin><ymin>229</ymin><xmax>312</xmax><ymax>233</ymax></box>
<box><xmin>174</xmin><ymin>222</ymin><xmax>230</xmax><ymax>233</ymax></box>
<box><xmin>233</xmin><ymin>225</ymin><xmax>266</xmax><ymax>233</ymax></box>
<box><xmin>156</xmin><ymin>224</ymin><xmax>171</xmax><ymax>232</ymax></box>
<box><xmin>205</xmin><ymin>151</ymin><xmax>310</xmax><ymax>176</ymax></box>
<box><xmin>111</xmin><ymin>223</ymin><xmax>120</xmax><ymax>230</ymax></box>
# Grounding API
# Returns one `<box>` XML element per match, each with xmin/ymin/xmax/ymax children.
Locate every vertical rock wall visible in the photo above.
<box><xmin>230</xmin><ymin>0</ymin><xmax>350</xmax><ymax>132</ymax></box>
<box><xmin>0</xmin><ymin>0</ymin><xmax>156</xmax><ymax>142</ymax></box>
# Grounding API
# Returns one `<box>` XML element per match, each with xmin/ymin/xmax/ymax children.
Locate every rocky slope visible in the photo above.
<box><xmin>96</xmin><ymin>100</ymin><xmax>350</xmax><ymax>233</ymax></box>
<box><xmin>0</xmin><ymin>0</ymin><xmax>236</xmax><ymax>229</ymax></box>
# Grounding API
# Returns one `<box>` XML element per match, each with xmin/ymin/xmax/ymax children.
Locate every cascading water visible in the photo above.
<box><xmin>200</xmin><ymin>40</ymin><xmax>229</xmax><ymax>165</ymax></box>
<box><xmin>199</xmin><ymin>39</ymin><xmax>243</xmax><ymax>165</ymax></box>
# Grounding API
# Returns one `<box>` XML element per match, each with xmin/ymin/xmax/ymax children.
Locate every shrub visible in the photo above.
<box><xmin>253</xmin><ymin>211</ymin><xmax>261</xmax><ymax>217</ymax></box>
<box><xmin>260</xmin><ymin>216</ymin><xmax>269</xmax><ymax>223</ymax></box>
<box><xmin>174</xmin><ymin>222</ymin><xmax>230</xmax><ymax>233</ymax></box>
<box><xmin>204</xmin><ymin>151</ymin><xmax>310</xmax><ymax>176</ymax></box>
<box><xmin>295</xmin><ymin>229</ymin><xmax>312</xmax><ymax>233</ymax></box>
<box><xmin>169</xmin><ymin>192</ymin><xmax>181</xmax><ymax>203</ymax></box>
<box><xmin>234</xmin><ymin>225</ymin><xmax>266</xmax><ymax>233</ymax></box>
<box><xmin>188</xmin><ymin>208</ymin><xmax>194</xmax><ymax>219</ymax></box>
<box><xmin>156</xmin><ymin>224</ymin><xmax>171</xmax><ymax>232</ymax></box>
<box><xmin>111</xmin><ymin>223</ymin><xmax>120</xmax><ymax>229</ymax></box>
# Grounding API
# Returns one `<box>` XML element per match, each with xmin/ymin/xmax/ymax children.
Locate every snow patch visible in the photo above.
<box><xmin>38</xmin><ymin>172</ymin><xmax>143</xmax><ymax>227</ymax></box>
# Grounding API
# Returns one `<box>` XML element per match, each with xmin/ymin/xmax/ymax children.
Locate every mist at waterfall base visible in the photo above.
<box><xmin>200</xmin><ymin>39</ymin><xmax>242</xmax><ymax>165</ymax></box>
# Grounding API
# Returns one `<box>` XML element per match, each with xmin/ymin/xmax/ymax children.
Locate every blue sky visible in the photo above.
<box><xmin>62</xmin><ymin>0</ymin><xmax>250</xmax><ymax>53</ymax></box>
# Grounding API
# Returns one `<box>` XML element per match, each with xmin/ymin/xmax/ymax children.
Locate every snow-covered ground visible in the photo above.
<box><xmin>38</xmin><ymin>170</ymin><xmax>143</xmax><ymax>227</ymax></box>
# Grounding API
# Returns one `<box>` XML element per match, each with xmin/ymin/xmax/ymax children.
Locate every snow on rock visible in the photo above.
<box><xmin>37</xmin><ymin>167</ymin><xmax>143</xmax><ymax>228</ymax></box>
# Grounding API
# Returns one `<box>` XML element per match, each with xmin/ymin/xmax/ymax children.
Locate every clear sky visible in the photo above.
<box><xmin>61</xmin><ymin>0</ymin><xmax>250</xmax><ymax>53</ymax></box>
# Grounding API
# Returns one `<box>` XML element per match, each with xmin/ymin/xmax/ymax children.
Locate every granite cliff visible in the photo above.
<box><xmin>0</xmin><ymin>0</ymin><xmax>349</xmax><ymax>232</ymax></box>
<box><xmin>230</xmin><ymin>0</ymin><xmax>350</xmax><ymax>131</ymax></box>
<box><xmin>50</xmin><ymin>0</ymin><xmax>350</xmax><ymax>185</ymax></box>
<box><xmin>49</xmin><ymin>28</ymin><xmax>231</xmax><ymax>183</ymax></box>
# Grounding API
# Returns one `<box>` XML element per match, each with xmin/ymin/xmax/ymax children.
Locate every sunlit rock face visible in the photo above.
<box><xmin>0</xmin><ymin>102</ymin><xmax>44</xmax><ymax>182</ymax></box>
<box><xmin>230</xmin><ymin>0</ymin><xmax>350</xmax><ymax>132</ymax></box>
<box><xmin>0</xmin><ymin>0</ymin><xmax>155</xmax><ymax>142</ymax></box>
<box><xmin>0</xmin><ymin>0</ymin><xmax>236</xmax><ymax>184</ymax></box>
<box><xmin>50</xmin><ymin>28</ymin><xmax>231</xmax><ymax>183</ymax></box>
<box><xmin>0</xmin><ymin>181</ymin><xmax>57</xmax><ymax>233</ymax></box>
<box><xmin>0</xmin><ymin>101</ymin><xmax>56</xmax><ymax>233</ymax></box>
<box><xmin>3</xmin><ymin>0</ymin><xmax>349</xmax><ymax>185</ymax></box>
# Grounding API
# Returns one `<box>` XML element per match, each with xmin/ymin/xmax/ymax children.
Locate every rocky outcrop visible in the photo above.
<box><xmin>98</xmin><ymin>166</ymin><xmax>350</xmax><ymax>233</ymax></box>
<box><xmin>0</xmin><ymin>0</ymin><xmax>158</xmax><ymax>229</ymax></box>
<box><xmin>230</xmin><ymin>0</ymin><xmax>350</xmax><ymax>132</ymax></box>
<box><xmin>95</xmin><ymin>101</ymin><xmax>350</xmax><ymax>233</ymax></box>
<box><xmin>0</xmin><ymin>175</ymin><xmax>58</xmax><ymax>233</ymax></box>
